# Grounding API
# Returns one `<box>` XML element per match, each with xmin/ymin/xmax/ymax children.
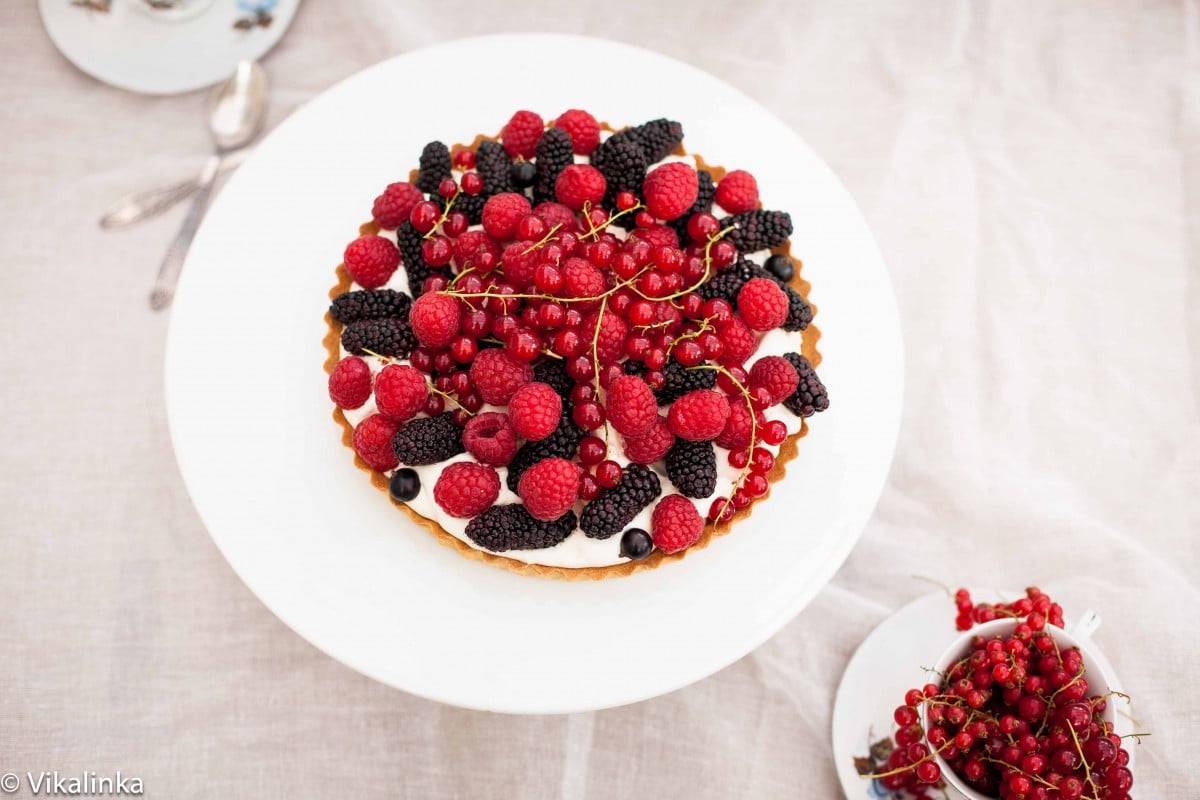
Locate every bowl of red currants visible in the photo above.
<box><xmin>898</xmin><ymin>588</ymin><xmax>1136</xmax><ymax>800</ymax></box>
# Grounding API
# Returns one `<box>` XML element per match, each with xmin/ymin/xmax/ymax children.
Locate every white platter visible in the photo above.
<box><xmin>165</xmin><ymin>34</ymin><xmax>903</xmax><ymax>713</ymax></box>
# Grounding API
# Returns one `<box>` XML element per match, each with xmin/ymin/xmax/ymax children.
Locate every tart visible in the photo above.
<box><xmin>324</xmin><ymin>110</ymin><xmax>829</xmax><ymax>579</ymax></box>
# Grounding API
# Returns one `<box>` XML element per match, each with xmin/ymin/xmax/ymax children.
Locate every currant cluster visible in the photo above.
<box><xmin>874</xmin><ymin>588</ymin><xmax>1135</xmax><ymax>800</ymax></box>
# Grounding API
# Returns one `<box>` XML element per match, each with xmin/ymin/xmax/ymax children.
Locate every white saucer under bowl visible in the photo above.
<box><xmin>39</xmin><ymin>0</ymin><xmax>300</xmax><ymax>95</ymax></box>
<box><xmin>831</xmin><ymin>588</ymin><xmax>1135</xmax><ymax>800</ymax></box>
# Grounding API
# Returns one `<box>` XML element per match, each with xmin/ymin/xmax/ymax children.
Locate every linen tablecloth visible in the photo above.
<box><xmin>1</xmin><ymin>1</ymin><xmax>1195</xmax><ymax>796</ymax></box>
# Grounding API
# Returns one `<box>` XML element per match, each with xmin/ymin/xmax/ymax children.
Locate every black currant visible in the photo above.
<box><xmin>510</xmin><ymin>161</ymin><xmax>537</xmax><ymax>188</ymax></box>
<box><xmin>619</xmin><ymin>528</ymin><xmax>653</xmax><ymax>560</ymax></box>
<box><xmin>388</xmin><ymin>468</ymin><xmax>420</xmax><ymax>502</ymax></box>
<box><xmin>765</xmin><ymin>253</ymin><xmax>794</xmax><ymax>282</ymax></box>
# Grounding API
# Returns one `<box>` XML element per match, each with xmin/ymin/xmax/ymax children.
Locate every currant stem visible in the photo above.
<box><xmin>860</xmin><ymin>737</ymin><xmax>956</xmax><ymax>781</ymax></box>
<box><xmin>422</xmin><ymin>189</ymin><xmax>458</xmax><ymax>240</ymax></box>
<box><xmin>521</xmin><ymin>222</ymin><xmax>564</xmax><ymax>255</ymax></box>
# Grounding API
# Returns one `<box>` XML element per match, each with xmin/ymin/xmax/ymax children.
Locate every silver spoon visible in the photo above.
<box><xmin>100</xmin><ymin>148</ymin><xmax>251</xmax><ymax>230</ymax></box>
<box><xmin>149</xmin><ymin>61</ymin><xmax>267</xmax><ymax>311</ymax></box>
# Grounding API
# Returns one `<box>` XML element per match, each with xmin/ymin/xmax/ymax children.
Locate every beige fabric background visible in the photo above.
<box><xmin>2</xmin><ymin>1</ymin><xmax>1197</xmax><ymax>797</ymax></box>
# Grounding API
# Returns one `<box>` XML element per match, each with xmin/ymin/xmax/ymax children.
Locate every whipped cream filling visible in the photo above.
<box><xmin>336</xmin><ymin>143</ymin><xmax>808</xmax><ymax>568</ymax></box>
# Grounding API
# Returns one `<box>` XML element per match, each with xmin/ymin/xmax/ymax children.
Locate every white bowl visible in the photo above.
<box><xmin>921</xmin><ymin>619</ymin><xmax>1116</xmax><ymax>800</ymax></box>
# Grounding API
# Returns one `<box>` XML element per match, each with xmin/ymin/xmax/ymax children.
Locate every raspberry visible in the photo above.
<box><xmin>533</xmin><ymin>127</ymin><xmax>574</xmax><ymax>205</ymax></box>
<box><xmin>352</xmin><ymin>413</ymin><xmax>402</xmax><ymax>472</ymax></box>
<box><xmin>391</xmin><ymin>412</ymin><xmax>465</xmax><ymax>466</ymax></box>
<box><xmin>714</xmin><ymin>170</ymin><xmax>759</xmax><ymax>214</ymax></box>
<box><xmin>462</xmin><ymin>411</ymin><xmax>518</xmax><ymax>466</ymax></box>
<box><xmin>500</xmin><ymin>241</ymin><xmax>539</xmax><ymax>288</ymax></box>
<box><xmin>716</xmin><ymin>315</ymin><xmax>758</xmax><ymax>366</ymax></box>
<box><xmin>722</xmin><ymin>210</ymin><xmax>793</xmax><ymax>253</ymax></box>
<box><xmin>373</xmin><ymin>363</ymin><xmax>429</xmax><ymax>421</ymax></box>
<box><xmin>583</xmin><ymin>310</ymin><xmax>628</xmax><ymax>363</ymax></box>
<box><xmin>451</xmin><ymin>229</ymin><xmax>501</xmax><ymax>272</ymax></box>
<box><xmin>749</xmin><ymin>355</ymin><xmax>800</xmax><ymax>405</ymax></box>
<box><xmin>579</xmin><ymin>463</ymin><xmax>662</xmax><ymax>539</ymax></box>
<box><xmin>555</xmin><ymin>164</ymin><xmax>606</xmax><ymax>211</ymax></box>
<box><xmin>508</xmin><ymin>382</ymin><xmax>563</xmax><ymax>441</ymax></box>
<box><xmin>604</xmin><ymin>375</ymin><xmax>657</xmax><ymax>436</ymax></box>
<box><xmin>476</xmin><ymin>140</ymin><xmax>515</xmax><ymax>195</ymax></box>
<box><xmin>371</xmin><ymin>182</ymin><xmax>424</xmax><ymax>229</ymax></box>
<box><xmin>517</xmin><ymin>457</ymin><xmax>581</xmax><ymax>521</ymax></box>
<box><xmin>562</xmin><ymin>257</ymin><xmax>606</xmax><ymax>299</ymax></box>
<box><xmin>416</xmin><ymin>141</ymin><xmax>452</xmax><ymax>194</ymax></box>
<box><xmin>667</xmin><ymin>389</ymin><xmax>730</xmax><ymax>441</ymax></box>
<box><xmin>433</xmin><ymin>461</ymin><xmax>501</xmax><ymax>518</ymax></box>
<box><xmin>505</xmin><ymin>409</ymin><xmax>584</xmax><ymax>492</ymax></box>
<box><xmin>620</xmin><ymin>416</ymin><xmax>675</xmax><ymax>464</ymax></box>
<box><xmin>465</xmin><ymin>504</ymin><xmax>577</xmax><ymax>552</ymax></box>
<box><xmin>469</xmin><ymin>349</ymin><xmax>533</xmax><ymax>405</ymax></box>
<box><xmin>329</xmin><ymin>289</ymin><xmax>411</xmax><ymax>324</ymax></box>
<box><xmin>328</xmin><ymin>356</ymin><xmax>373</xmax><ymax>410</ymax></box>
<box><xmin>669</xmin><ymin>169</ymin><xmax>714</xmax><ymax>241</ymax></box>
<box><xmin>553</xmin><ymin>109</ymin><xmax>601</xmax><ymax>155</ymax></box>
<box><xmin>501</xmin><ymin>110</ymin><xmax>544</xmax><ymax>159</ymax></box>
<box><xmin>627</xmin><ymin>224</ymin><xmax>679</xmax><ymax>249</ymax></box>
<box><xmin>651</xmin><ymin>359</ymin><xmax>715</xmax><ymax>404</ymax></box>
<box><xmin>716</xmin><ymin>398</ymin><xmax>762</xmax><ymax>451</ymax></box>
<box><xmin>409</xmin><ymin>291</ymin><xmax>461</xmax><ymax>348</ymax></box>
<box><xmin>341</xmin><ymin>317</ymin><xmax>416</xmax><ymax>359</ymax></box>
<box><xmin>533</xmin><ymin>201</ymin><xmax>581</xmax><ymax>233</ymax></box>
<box><xmin>696</xmin><ymin>258</ymin><xmax>813</xmax><ymax>332</ymax></box>
<box><xmin>737</xmin><ymin>278</ymin><xmax>789</xmax><ymax>331</ymax></box>
<box><xmin>782</xmin><ymin>353</ymin><xmax>830</xmax><ymax>417</ymax></box>
<box><xmin>642</xmin><ymin>162</ymin><xmax>698</xmax><ymax>221</ymax></box>
<box><xmin>343</xmin><ymin>235</ymin><xmax>400</xmax><ymax>289</ymax></box>
<box><xmin>481</xmin><ymin>193</ymin><xmax>532</xmax><ymax>241</ymax></box>
<box><xmin>651</xmin><ymin>494</ymin><xmax>704</xmax><ymax>554</ymax></box>
<box><xmin>665</xmin><ymin>439</ymin><xmax>717</xmax><ymax>498</ymax></box>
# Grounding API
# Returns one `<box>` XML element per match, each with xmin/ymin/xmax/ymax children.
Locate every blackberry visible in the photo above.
<box><xmin>533</xmin><ymin>127</ymin><xmax>573</xmax><ymax>204</ymax></box>
<box><xmin>697</xmin><ymin>258</ymin><xmax>812</xmax><ymax>331</ymax></box>
<box><xmin>465</xmin><ymin>505</ymin><xmax>577</xmax><ymax>552</ymax></box>
<box><xmin>655</xmin><ymin>358</ymin><xmax>717</xmax><ymax>404</ymax></box>
<box><xmin>665</xmin><ymin>439</ymin><xmax>717</xmax><ymax>499</ymax></box>
<box><xmin>391</xmin><ymin>413</ymin><xmax>465</xmax><ymax>466</ymax></box>
<box><xmin>476</xmin><ymin>140</ymin><xmax>515</xmax><ymax>196</ymax></box>
<box><xmin>780</xmin><ymin>285</ymin><xmax>813</xmax><ymax>331</ymax></box>
<box><xmin>782</xmin><ymin>353</ymin><xmax>829</xmax><ymax>417</ymax></box>
<box><xmin>341</xmin><ymin>317</ymin><xmax>416</xmax><ymax>358</ymax></box>
<box><xmin>696</xmin><ymin>258</ymin><xmax>757</xmax><ymax>303</ymax></box>
<box><xmin>416</xmin><ymin>141</ymin><xmax>452</xmax><ymax>194</ymax></box>
<box><xmin>329</xmin><ymin>289</ymin><xmax>412</xmax><ymax>324</ymax></box>
<box><xmin>579</xmin><ymin>464</ymin><xmax>662</xmax><ymax>539</ymax></box>
<box><xmin>442</xmin><ymin>191</ymin><xmax>485</xmax><ymax>225</ymax></box>
<box><xmin>721</xmin><ymin>210</ymin><xmax>793</xmax><ymax>253</ymax></box>
<box><xmin>510</xmin><ymin>160</ymin><xmax>537</xmax><ymax>189</ymax></box>
<box><xmin>505</xmin><ymin>408</ymin><xmax>584</xmax><ymax>492</ymax></box>
<box><xmin>593</xmin><ymin>136</ymin><xmax>648</xmax><ymax>214</ymax></box>
<box><xmin>632</xmin><ymin>118</ymin><xmax>684</xmax><ymax>162</ymax></box>
<box><xmin>532</xmin><ymin>358</ymin><xmax>574</xmax><ymax>399</ymax></box>
<box><xmin>669</xmin><ymin>169</ymin><xmax>714</xmax><ymax>241</ymax></box>
<box><xmin>396</xmin><ymin>221</ymin><xmax>446</xmax><ymax>297</ymax></box>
